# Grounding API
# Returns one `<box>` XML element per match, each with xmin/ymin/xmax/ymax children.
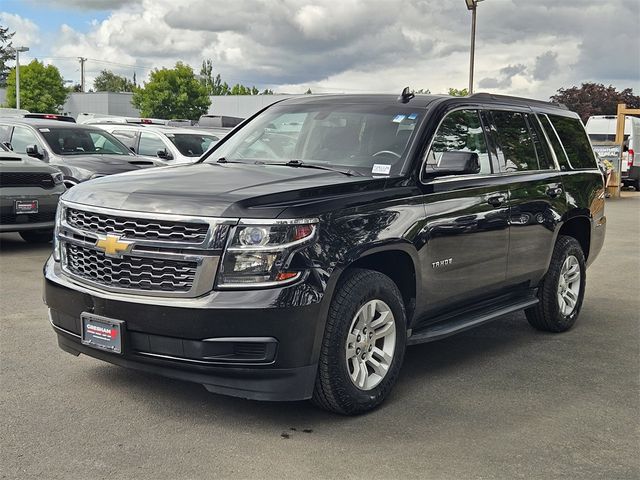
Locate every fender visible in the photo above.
<box><xmin>306</xmin><ymin>240</ymin><xmax>422</xmax><ymax>367</ymax></box>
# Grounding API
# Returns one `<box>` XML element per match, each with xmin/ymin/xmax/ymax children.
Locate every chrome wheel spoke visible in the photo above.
<box><xmin>374</xmin><ymin>320</ymin><xmax>395</xmax><ymax>340</ymax></box>
<box><xmin>372</xmin><ymin>346</ymin><xmax>392</xmax><ymax>365</ymax></box>
<box><xmin>367</xmin><ymin>355</ymin><xmax>388</xmax><ymax>378</ymax></box>
<box><xmin>355</xmin><ymin>359</ymin><xmax>368</xmax><ymax>388</ymax></box>
<box><xmin>346</xmin><ymin>345</ymin><xmax>357</xmax><ymax>359</ymax></box>
<box><xmin>366</xmin><ymin>301</ymin><xmax>377</xmax><ymax>324</ymax></box>
<box><xmin>564</xmin><ymin>289</ymin><xmax>577</xmax><ymax>307</ymax></box>
<box><xmin>369</xmin><ymin>309</ymin><xmax>389</xmax><ymax>330</ymax></box>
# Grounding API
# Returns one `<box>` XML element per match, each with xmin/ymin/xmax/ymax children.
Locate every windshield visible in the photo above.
<box><xmin>38</xmin><ymin>127</ymin><xmax>132</xmax><ymax>156</ymax></box>
<box><xmin>165</xmin><ymin>133</ymin><xmax>220</xmax><ymax>157</ymax></box>
<box><xmin>203</xmin><ymin>104</ymin><xmax>423</xmax><ymax>176</ymax></box>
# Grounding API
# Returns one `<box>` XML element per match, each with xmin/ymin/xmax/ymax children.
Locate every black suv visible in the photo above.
<box><xmin>44</xmin><ymin>93</ymin><xmax>606</xmax><ymax>414</ymax></box>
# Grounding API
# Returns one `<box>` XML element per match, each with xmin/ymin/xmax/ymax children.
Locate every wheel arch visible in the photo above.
<box><xmin>329</xmin><ymin>243</ymin><xmax>421</xmax><ymax>325</ymax></box>
<box><xmin>557</xmin><ymin>215</ymin><xmax>591</xmax><ymax>261</ymax></box>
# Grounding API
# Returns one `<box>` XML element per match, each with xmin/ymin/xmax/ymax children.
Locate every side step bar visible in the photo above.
<box><xmin>407</xmin><ymin>297</ymin><xmax>539</xmax><ymax>345</ymax></box>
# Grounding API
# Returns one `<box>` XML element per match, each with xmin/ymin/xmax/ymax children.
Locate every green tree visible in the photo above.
<box><xmin>550</xmin><ymin>83</ymin><xmax>640</xmax><ymax>123</ymax></box>
<box><xmin>261</xmin><ymin>88</ymin><xmax>274</xmax><ymax>95</ymax></box>
<box><xmin>132</xmin><ymin>62</ymin><xmax>210</xmax><ymax>120</ymax></box>
<box><xmin>93</xmin><ymin>69</ymin><xmax>135</xmax><ymax>92</ymax></box>
<box><xmin>414</xmin><ymin>88</ymin><xmax>430</xmax><ymax>94</ymax></box>
<box><xmin>229</xmin><ymin>84</ymin><xmax>259</xmax><ymax>95</ymax></box>
<box><xmin>6</xmin><ymin>59</ymin><xmax>68</xmax><ymax>112</ymax></box>
<box><xmin>448</xmin><ymin>87</ymin><xmax>469</xmax><ymax>97</ymax></box>
<box><xmin>0</xmin><ymin>25</ymin><xmax>15</xmax><ymax>87</ymax></box>
<box><xmin>305</xmin><ymin>88</ymin><xmax>312</xmax><ymax>94</ymax></box>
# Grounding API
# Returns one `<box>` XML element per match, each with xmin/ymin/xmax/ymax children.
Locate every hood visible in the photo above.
<box><xmin>0</xmin><ymin>152</ymin><xmax>60</xmax><ymax>174</ymax></box>
<box><xmin>62</xmin><ymin>162</ymin><xmax>383</xmax><ymax>218</ymax></box>
<box><xmin>52</xmin><ymin>154</ymin><xmax>159</xmax><ymax>176</ymax></box>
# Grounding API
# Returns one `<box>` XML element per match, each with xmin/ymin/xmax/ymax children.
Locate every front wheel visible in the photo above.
<box><xmin>19</xmin><ymin>229</ymin><xmax>53</xmax><ymax>244</ymax></box>
<box><xmin>312</xmin><ymin>268</ymin><xmax>407</xmax><ymax>415</ymax></box>
<box><xmin>526</xmin><ymin>235</ymin><xmax>586</xmax><ymax>332</ymax></box>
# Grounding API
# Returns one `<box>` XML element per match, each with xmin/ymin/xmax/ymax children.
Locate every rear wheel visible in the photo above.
<box><xmin>312</xmin><ymin>268</ymin><xmax>407</xmax><ymax>415</ymax></box>
<box><xmin>19</xmin><ymin>229</ymin><xmax>53</xmax><ymax>244</ymax></box>
<box><xmin>525</xmin><ymin>235</ymin><xmax>586</xmax><ymax>332</ymax></box>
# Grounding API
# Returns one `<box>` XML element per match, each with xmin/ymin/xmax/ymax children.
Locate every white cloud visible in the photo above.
<box><xmin>0</xmin><ymin>12</ymin><xmax>40</xmax><ymax>47</ymax></box>
<box><xmin>14</xmin><ymin>0</ymin><xmax>640</xmax><ymax>99</ymax></box>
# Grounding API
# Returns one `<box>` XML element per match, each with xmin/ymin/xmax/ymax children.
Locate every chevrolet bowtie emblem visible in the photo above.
<box><xmin>95</xmin><ymin>234</ymin><xmax>133</xmax><ymax>257</ymax></box>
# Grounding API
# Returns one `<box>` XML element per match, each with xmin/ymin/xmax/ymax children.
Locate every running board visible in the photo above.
<box><xmin>407</xmin><ymin>297</ymin><xmax>539</xmax><ymax>345</ymax></box>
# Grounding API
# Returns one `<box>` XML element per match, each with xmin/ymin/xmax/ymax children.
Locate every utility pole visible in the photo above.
<box><xmin>78</xmin><ymin>57</ymin><xmax>87</xmax><ymax>92</ymax></box>
<box><xmin>15</xmin><ymin>46</ymin><xmax>30</xmax><ymax>110</ymax></box>
<box><xmin>464</xmin><ymin>0</ymin><xmax>484</xmax><ymax>95</ymax></box>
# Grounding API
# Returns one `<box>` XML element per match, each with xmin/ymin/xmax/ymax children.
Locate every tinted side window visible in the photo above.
<box><xmin>539</xmin><ymin>114</ymin><xmax>569</xmax><ymax>169</ymax></box>
<box><xmin>526</xmin><ymin>114</ymin><xmax>555</xmax><ymax>170</ymax></box>
<box><xmin>491</xmin><ymin>111</ymin><xmax>538</xmax><ymax>172</ymax></box>
<box><xmin>548</xmin><ymin>115</ymin><xmax>597</xmax><ymax>169</ymax></box>
<box><xmin>428</xmin><ymin>109</ymin><xmax>491</xmax><ymax>174</ymax></box>
<box><xmin>10</xmin><ymin>126</ymin><xmax>41</xmax><ymax>154</ymax></box>
<box><xmin>138</xmin><ymin>132</ymin><xmax>167</xmax><ymax>157</ymax></box>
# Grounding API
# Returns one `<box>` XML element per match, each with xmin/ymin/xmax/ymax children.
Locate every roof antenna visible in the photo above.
<box><xmin>398</xmin><ymin>86</ymin><xmax>415</xmax><ymax>104</ymax></box>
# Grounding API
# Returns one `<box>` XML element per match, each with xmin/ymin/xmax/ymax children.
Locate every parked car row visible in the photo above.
<box><xmin>0</xmin><ymin>113</ymin><xmax>231</xmax><ymax>243</ymax></box>
<box><xmin>0</xmin><ymin>116</ymin><xmax>231</xmax><ymax>186</ymax></box>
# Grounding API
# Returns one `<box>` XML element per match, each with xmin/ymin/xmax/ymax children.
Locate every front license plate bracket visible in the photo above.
<box><xmin>81</xmin><ymin>312</ymin><xmax>124</xmax><ymax>355</ymax></box>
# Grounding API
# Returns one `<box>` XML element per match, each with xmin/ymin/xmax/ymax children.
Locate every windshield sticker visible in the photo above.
<box><xmin>372</xmin><ymin>164</ymin><xmax>391</xmax><ymax>175</ymax></box>
<box><xmin>407</xmin><ymin>113</ymin><xmax>418</xmax><ymax>120</ymax></box>
<box><xmin>39</xmin><ymin>128</ymin><xmax>50</xmax><ymax>132</ymax></box>
<box><xmin>392</xmin><ymin>114</ymin><xmax>405</xmax><ymax>123</ymax></box>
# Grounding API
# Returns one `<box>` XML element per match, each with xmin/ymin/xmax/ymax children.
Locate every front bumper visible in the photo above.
<box><xmin>44</xmin><ymin>257</ymin><xmax>327</xmax><ymax>401</ymax></box>
<box><xmin>0</xmin><ymin>187</ymin><xmax>62</xmax><ymax>232</ymax></box>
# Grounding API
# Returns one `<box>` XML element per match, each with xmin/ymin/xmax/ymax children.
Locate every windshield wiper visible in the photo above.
<box><xmin>271</xmin><ymin>159</ymin><xmax>362</xmax><ymax>177</ymax></box>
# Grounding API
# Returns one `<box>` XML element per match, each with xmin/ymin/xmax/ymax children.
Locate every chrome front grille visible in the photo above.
<box><xmin>66</xmin><ymin>243</ymin><xmax>197</xmax><ymax>292</ymax></box>
<box><xmin>66</xmin><ymin>207</ymin><xmax>209</xmax><ymax>243</ymax></box>
<box><xmin>58</xmin><ymin>201</ymin><xmax>237</xmax><ymax>298</ymax></box>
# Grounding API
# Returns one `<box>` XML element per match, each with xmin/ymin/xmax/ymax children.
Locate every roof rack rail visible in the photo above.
<box><xmin>468</xmin><ymin>92</ymin><xmax>568</xmax><ymax>110</ymax></box>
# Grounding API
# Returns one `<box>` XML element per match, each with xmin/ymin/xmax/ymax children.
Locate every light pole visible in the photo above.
<box><xmin>15</xmin><ymin>46</ymin><xmax>30</xmax><ymax>110</ymax></box>
<box><xmin>464</xmin><ymin>0</ymin><xmax>483</xmax><ymax>95</ymax></box>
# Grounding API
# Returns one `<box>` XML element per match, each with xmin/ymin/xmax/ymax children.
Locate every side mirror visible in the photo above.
<box><xmin>424</xmin><ymin>151</ymin><xmax>480</xmax><ymax>178</ymax></box>
<box><xmin>2</xmin><ymin>141</ymin><xmax>12</xmax><ymax>150</ymax></box>
<box><xmin>129</xmin><ymin>146</ymin><xmax>136</xmax><ymax>153</ymax></box>
<box><xmin>156</xmin><ymin>149</ymin><xmax>173</xmax><ymax>160</ymax></box>
<box><xmin>26</xmin><ymin>144</ymin><xmax>44</xmax><ymax>160</ymax></box>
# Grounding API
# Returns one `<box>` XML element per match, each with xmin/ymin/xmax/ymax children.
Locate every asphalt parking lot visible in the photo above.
<box><xmin>1</xmin><ymin>192</ymin><xmax>638</xmax><ymax>480</ymax></box>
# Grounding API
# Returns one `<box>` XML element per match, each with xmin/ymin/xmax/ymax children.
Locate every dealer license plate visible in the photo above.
<box><xmin>15</xmin><ymin>200</ymin><xmax>38</xmax><ymax>214</ymax></box>
<box><xmin>81</xmin><ymin>313</ymin><xmax>123</xmax><ymax>354</ymax></box>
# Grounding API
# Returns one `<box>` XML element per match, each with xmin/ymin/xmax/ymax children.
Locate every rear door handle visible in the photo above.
<box><xmin>546</xmin><ymin>186</ymin><xmax>563</xmax><ymax>198</ymax></box>
<box><xmin>487</xmin><ymin>194</ymin><xmax>506</xmax><ymax>207</ymax></box>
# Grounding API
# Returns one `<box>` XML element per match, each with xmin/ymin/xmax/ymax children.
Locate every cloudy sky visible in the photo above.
<box><xmin>1</xmin><ymin>0</ymin><xmax>639</xmax><ymax>100</ymax></box>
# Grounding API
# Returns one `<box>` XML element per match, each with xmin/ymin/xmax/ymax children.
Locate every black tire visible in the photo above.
<box><xmin>525</xmin><ymin>235</ymin><xmax>586</xmax><ymax>332</ymax></box>
<box><xmin>312</xmin><ymin>268</ymin><xmax>407</xmax><ymax>415</ymax></box>
<box><xmin>19</xmin><ymin>229</ymin><xmax>53</xmax><ymax>244</ymax></box>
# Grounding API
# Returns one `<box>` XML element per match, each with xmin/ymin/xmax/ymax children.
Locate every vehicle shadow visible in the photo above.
<box><xmin>86</xmin><ymin>312</ymin><xmax>544</xmax><ymax>431</ymax></box>
<box><xmin>0</xmin><ymin>233</ymin><xmax>52</xmax><ymax>254</ymax></box>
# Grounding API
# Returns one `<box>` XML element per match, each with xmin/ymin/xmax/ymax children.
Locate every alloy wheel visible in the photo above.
<box><xmin>557</xmin><ymin>255</ymin><xmax>581</xmax><ymax>316</ymax></box>
<box><xmin>345</xmin><ymin>299</ymin><xmax>396</xmax><ymax>391</ymax></box>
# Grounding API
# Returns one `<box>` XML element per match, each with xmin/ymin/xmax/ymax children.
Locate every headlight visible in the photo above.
<box><xmin>52</xmin><ymin>203</ymin><xmax>65</xmax><ymax>262</ymax></box>
<box><xmin>216</xmin><ymin>220</ymin><xmax>317</xmax><ymax>288</ymax></box>
<box><xmin>51</xmin><ymin>172</ymin><xmax>64</xmax><ymax>185</ymax></box>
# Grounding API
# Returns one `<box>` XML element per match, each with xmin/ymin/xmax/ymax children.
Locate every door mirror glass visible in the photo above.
<box><xmin>25</xmin><ymin>144</ymin><xmax>43</xmax><ymax>159</ymax></box>
<box><xmin>156</xmin><ymin>148</ymin><xmax>173</xmax><ymax>160</ymax></box>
